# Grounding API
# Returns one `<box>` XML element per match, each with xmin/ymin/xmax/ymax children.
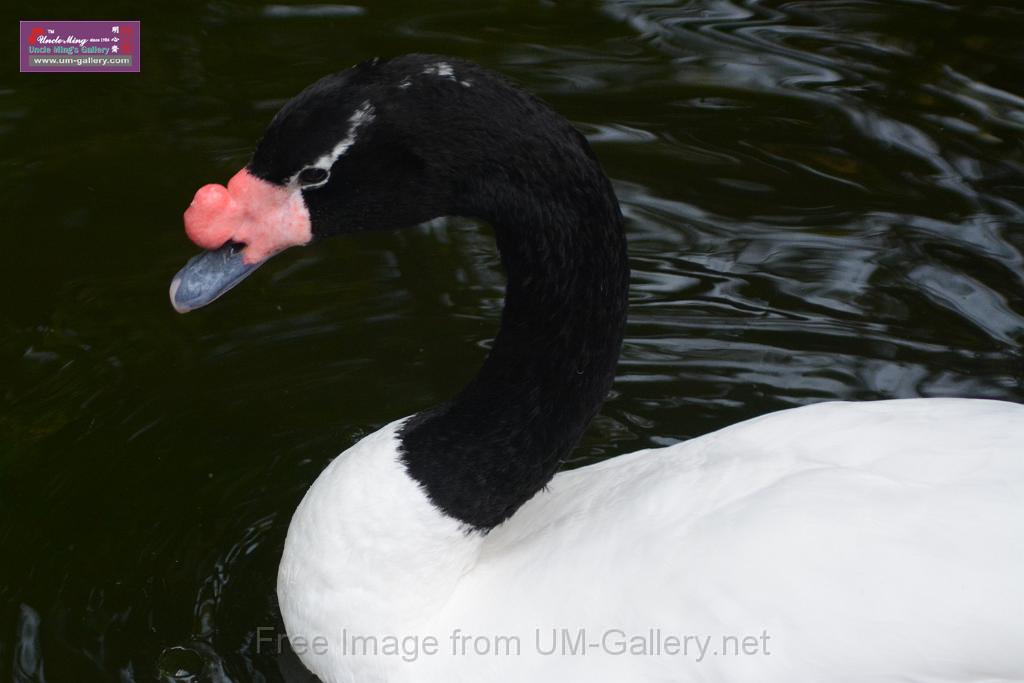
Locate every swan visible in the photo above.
<box><xmin>169</xmin><ymin>54</ymin><xmax>1024</xmax><ymax>683</ymax></box>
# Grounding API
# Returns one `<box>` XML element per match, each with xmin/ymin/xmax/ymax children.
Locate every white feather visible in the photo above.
<box><xmin>279</xmin><ymin>398</ymin><xmax>1024</xmax><ymax>682</ymax></box>
<box><xmin>420</xmin><ymin>62</ymin><xmax>473</xmax><ymax>87</ymax></box>
<box><xmin>291</xmin><ymin>101</ymin><xmax>376</xmax><ymax>188</ymax></box>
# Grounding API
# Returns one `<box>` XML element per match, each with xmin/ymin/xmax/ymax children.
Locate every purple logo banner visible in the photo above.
<box><xmin>20</xmin><ymin>20</ymin><xmax>140</xmax><ymax>73</ymax></box>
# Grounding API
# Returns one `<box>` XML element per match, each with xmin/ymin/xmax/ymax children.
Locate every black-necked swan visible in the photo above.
<box><xmin>169</xmin><ymin>54</ymin><xmax>1024</xmax><ymax>683</ymax></box>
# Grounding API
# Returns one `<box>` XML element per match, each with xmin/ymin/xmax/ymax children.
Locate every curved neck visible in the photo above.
<box><xmin>400</xmin><ymin>153</ymin><xmax>630</xmax><ymax>530</ymax></box>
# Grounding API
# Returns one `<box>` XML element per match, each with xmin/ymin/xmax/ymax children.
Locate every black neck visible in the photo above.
<box><xmin>400</xmin><ymin>148</ymin><xmax>630</xmax><ymax>531</ymax></box>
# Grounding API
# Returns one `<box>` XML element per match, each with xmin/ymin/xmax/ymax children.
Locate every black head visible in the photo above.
<box><xmin>171</xmin><ymin>55</ymin><xmax>603</xmax><ymax>312</ymax></box>
<box><xmin>247</xmin><ymin>54</ymin><xmax>593</xmax><ymax>241</ymax></box>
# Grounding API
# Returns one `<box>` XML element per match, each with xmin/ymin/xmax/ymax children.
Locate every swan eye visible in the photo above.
<box><xmin>297</xmin><ymin>167</ymin><xmax>329</xmax><ymax>187</ymax></box>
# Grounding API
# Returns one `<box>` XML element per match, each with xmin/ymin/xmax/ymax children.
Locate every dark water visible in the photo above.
<box><xmin>2</xmin><ymin>0</ymin><xmax>1023</xmax><ymax>680</ymax></box>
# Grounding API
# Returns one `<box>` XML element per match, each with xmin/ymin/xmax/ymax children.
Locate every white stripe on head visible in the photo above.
<box><xmin>420</xmin><ymin>62</ymin><xmax>473</xmax><ymax>88</ymax></box>
<box><xmin>291</xmin><ymin>100</ymin><xmax>376</xmax><ymax>188</ymax></box>
<box><xmin>427</xmin><ymin>62</ymin><xmax>454</xmax><ymax>77</ymax></box>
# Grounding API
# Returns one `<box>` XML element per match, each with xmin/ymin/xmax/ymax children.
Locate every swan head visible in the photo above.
<box><xmin>170</xmin><ymin>54</ymin><xmax>581</xmax><ymax>313</ymax></box>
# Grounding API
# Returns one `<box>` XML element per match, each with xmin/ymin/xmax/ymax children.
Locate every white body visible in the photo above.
<box><xmin>278</xmin><ymin>398</ymin><xmax>1024</xmax><ymax>682</ymax></box>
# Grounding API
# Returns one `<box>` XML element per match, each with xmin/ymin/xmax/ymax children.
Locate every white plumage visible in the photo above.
<box><xmin>279</xmin><ymin>398</ymin><xmax>1024</xmax><ymax>682</ymax></box>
